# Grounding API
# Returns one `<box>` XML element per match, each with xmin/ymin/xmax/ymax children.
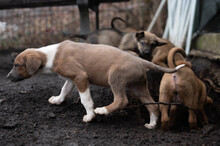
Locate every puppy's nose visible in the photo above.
<box><xmin>143</xmin><ymin>50</ymin><xmax>150</xmax><ymax>56</ymax></box>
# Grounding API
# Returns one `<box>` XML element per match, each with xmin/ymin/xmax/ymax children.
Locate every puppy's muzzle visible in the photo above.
<box><xmin>7</xmin><ymin>68</ymin><xmax>24</xmax><ymax>82</ymax></box>
<box><xmin>142</xmin><ymin>50</ymin><xmax>151</xmax><ymax>56</ymax></box>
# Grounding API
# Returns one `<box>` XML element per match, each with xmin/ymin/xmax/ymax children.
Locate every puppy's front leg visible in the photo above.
<box><xmin>79</xmin><ymin>87</ymin><xmax>95</xmax><ymax>122</ymax></box>
<box><xmin>49</xmin><ymin>80</ymin><xmax>74</xmax><ymax>105</ymax></box>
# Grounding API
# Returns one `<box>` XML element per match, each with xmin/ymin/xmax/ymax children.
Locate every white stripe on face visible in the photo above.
<box><xmin>79</xmin><ymin>88</ymin><xmax>95</xmax><ymax>122</ymax></box>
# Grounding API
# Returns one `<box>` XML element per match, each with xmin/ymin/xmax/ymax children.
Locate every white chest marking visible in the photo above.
<box><xmin>38</xmin><ymin>43</ymin><xmax>60</xmax><ymax>72</ymax></box>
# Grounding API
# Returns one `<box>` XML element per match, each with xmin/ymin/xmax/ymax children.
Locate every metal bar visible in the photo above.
<box><xmin>91</xmin><ymin>4</ymin><xmax>100</xmax><ymax>30</ymax></box>
<box><xmin>185</xmin><ymin>0</ymin><xmax>197</xmax><ymax>55</ymax></box>
<box><xmin>142</xmin><ymin>102</ymin><xmax>197</xmax><ymax>112</ymax></box>
<box><xmin>0</xmin><ymin>0</ymin><xmax>76</xmax><ymax>9</ymax></box>
<box><xmin>78</xmin><ymin>5</ymin><xmax>90</xmax><ymax>37</ymax></box>
<box><xmin>147</xmin><ymin>0</ymin><xmax>167</xmax><ymax>32</ymax></box>
<box><xmin>0</xmin><ymin>0</ymin><xmax>129</xmax><ymax>10</ymax></box>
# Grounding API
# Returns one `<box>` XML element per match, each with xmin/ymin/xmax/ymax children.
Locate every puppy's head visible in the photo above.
<box><xmin>135</xmin><ymin>31</ymin><xmax>167</xmax><ymax>56</ymax></box>
<box><xmin>7</xmin><ymin>49</ymin><xmax>44</xmax><ymax>82</ymax></box>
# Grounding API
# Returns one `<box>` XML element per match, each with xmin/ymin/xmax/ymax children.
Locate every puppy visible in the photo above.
<box><xmin>7</xmin><ymin>40</ymin><xmax>185</xmax><ymax>129</ymax></box>
<box><xmin>69</xmin><ymin>17</ymin><xmax>134</xmax><ymax>48</ymax></box>
<box><xmin>70</xmin><ymin>28</ymin><xmax>122</xmax><ymax>47</ymax></box>
<box><xmin>135</xmin><ymin>31</ymin><xmax>175</xmax><ymax>67</ymax></box>
<box><xmin>70</xmin><ymin>17</ymin><xmax>139</xmax><ymax>56</ymax></box>
<box><xmin>159</xmin><ymin>47</ymin><xmax>213</xmax><ymax>131</ymax></box>
<box><xmin>118</xmin><ymin>31</ymin><xmax>172</xmax><ymax>63</ymax></box>
<box><xmin>118</xmin><ymin>32</ymin><xmax>137</xmax><ymax>52</ymax></box>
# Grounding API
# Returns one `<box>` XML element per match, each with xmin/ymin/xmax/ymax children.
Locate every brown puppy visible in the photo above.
<box><xmin>118</xmin><ymin>32</ymin><xmax>137</xmax><ymax>51</ymax></box>
<box><xmin>118</xmin><ymin>31</ymin><xmax>172</xmax><ymax>63</ymax></box>
<box><xmin>135</xmin><ymin>31</ymin><xmax>174</xmax><ymax>67</ymax></box>
<box><xmin>69</xmin><ymin>17</ymin><xmax>136</xmax><ymax>48</ymax></box>
<box><xmin>70</xmin><ymin>28</ymin><xmax>122</xmax><ymax>47</ymax></box>
<box><xmin>7</xmin><ymin>40</ymin><xmax>185</xmax><ymax>129</ymax></box>
<box><xmin>70</xmin><ymin>17</ymin><xmax>140</xmax><ymax>56</ymax></box>
<box><xmin>159</xmin><ymin>47</ymin><xmax>213</xmax><ymax>131</ymax></box>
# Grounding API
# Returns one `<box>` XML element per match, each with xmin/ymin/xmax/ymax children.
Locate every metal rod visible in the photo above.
<box><xmin>147</xmin><ymin>0</ymin><xmax>167</xmax><ymax>32</ymax></box>
<box><xmin>185</xmin><ymin>0</ymin><xmax>197</xmax><ymax>55</ymax></box>
<box><xmin>142</xmin><ymin>102</ymin><xmax>196</xmax><ymax>112</ymax></box>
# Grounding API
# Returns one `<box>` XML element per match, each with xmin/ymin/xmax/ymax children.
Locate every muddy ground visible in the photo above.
<box><xmin>0</xmin><ymin>51</ymin><xmax>219</xmax><ymax>146</ymax></box>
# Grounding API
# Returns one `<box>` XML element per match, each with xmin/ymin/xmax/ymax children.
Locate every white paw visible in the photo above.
<box><xmin>48</xmin><ymin>96</ymin><xmax>64</xmax><ymax>105</ymax></box>
<box><xmin>144</xmin><ymin>123</ymin><xmax>156</xmax><ymax>129</ymax></box>
<box><xmin>83</xmin><ymin>113</ymin><xmax>95</xmax><ymax>122</ymax></box>
<box><xmin>94</xmin><ymin>107</ymin><xmax>109</xmax><ymax>115</ymax></box>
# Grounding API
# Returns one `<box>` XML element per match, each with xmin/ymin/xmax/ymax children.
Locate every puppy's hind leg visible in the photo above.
<box><xmin>130</xmin><ymin>83</ymin><xmax>159</xmax><ymax>129</ymax></box>
<box><xmin>169</xmin><ymin>105</ymin><xmax>177</xmax><ymax>129</ymax></box>
<box><xmin>159</xmin><ymin>89</ymin><xmax>173</xmax><ymax>131</ymax></box>
<box><xmin>199</xmin><ymin>108</ymin><xmax>209</xmax><ymax>126</ymax></box>
<box><xmin>160</xmin><ymin>104</ymin><xmax>170</xmax><ymax>131</ymax></box>
<box><xmin>94</xmin><ymin>86</ymin><xmax>128</xmax><ymax>115</ymax></box>
<box><xmin>140</xmin><ymin>93</ymin><xmax>159</xmax><ymax>129</ymax></box>
<box><xmin>95</xmin><ymin>70</ymin><xmax>129</xmax><ymax>115</ymax></box>
<box><xmin>188</xmin><ymin>110</ymin><xmax>198</xmax><ymax>130</ymax></box>
<box><xmin>49</xmin><ymin>80</ymin><xmax>74</xmax><ymax>105</ymax></box>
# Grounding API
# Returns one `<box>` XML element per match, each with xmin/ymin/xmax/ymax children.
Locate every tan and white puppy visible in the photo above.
<box><xmin>7</xmin><ymin>40</ymin><xmax>185</xmax><ymax>129</ymax></box>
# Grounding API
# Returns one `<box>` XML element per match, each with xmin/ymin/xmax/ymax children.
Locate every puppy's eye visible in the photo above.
<box><xmin>140</xmin><ymin>42</ymin><xmax>145</xmax><ymax>46</ymax></box>
<box><xmin>150</xmin><ymin>43</ymin><xmax>156</xmax><ymax>48</ymax></box>
<box><xmin>14</xmin><ymin>64</ymin><xmax>19</xmax><ymax>67</ymax></box>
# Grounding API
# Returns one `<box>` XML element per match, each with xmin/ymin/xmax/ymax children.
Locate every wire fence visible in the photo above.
<box><xmin>0</xmin><ymin>0</ymin><xmax>167</xmax><ymax>50</ymax></box>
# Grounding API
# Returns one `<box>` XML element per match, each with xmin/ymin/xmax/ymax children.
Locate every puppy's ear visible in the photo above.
<box><xmin>25</xmin><ymin>55</ymin><xmax>41</xmax><ymax>75</ymax></box>
<box><xmin>155</xmin><ymin>38</ymin><xmax>167</xmax><ymax>46</ymax></box>
<box><xmin>135</xmin><ymin>31</ymin><xmax>145</xmax><ymax>41</ymax></box>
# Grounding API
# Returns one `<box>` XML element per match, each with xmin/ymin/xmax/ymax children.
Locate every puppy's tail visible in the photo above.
<box><xmin>69</xmin><ymin>34</ymin><xmax>88</xmax><ymax>40</ymax></box>
<box><xmin>143</xmin><ymin>60</ymin><xmax>185</xmax><ymax>73</ymax></box>
<box><xmin>167</xmin><ymin>47</ymin><xmax>188</xmax><ymax>68</ymax></box>
<box><xmin>111</xmin><ymin>17</ymin><xmax>125</xmax><ymax>35</ymax></box>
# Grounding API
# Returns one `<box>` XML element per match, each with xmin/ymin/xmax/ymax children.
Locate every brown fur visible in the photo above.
<box><xmin>135</xmin><ymin>31</ymin><xmax>174</xmax><ymax>67</ymax></box>
<box><xmin>71</xmin><ymin>17</ymin><xmax>139</xmax><ymax>56</ymax></box>
<box><xmin>70</xmin><ymin>17</ymin><xmax>136</xmax><ymax>48</ymax></box>
<box><xmin>118</xmin><ymin>31</ymin><xmax>174</xmax><ymax>64</ymax></box>
<box><xmin>118</xmin><ymin>32</ymin><xmax>137</xmax><ymax>51</ymax></box>
<box><xmin>70</xmin><ymin>29</ymin><xmax>122</xmax><ymax>47</ymax></box>
<box><xmin>159</xmin><ymin>47</ymin><xmax>213</xmax><ymax>131</ymax></box>
<box><xmin>52</xmin><ymin>41</ymin><xmax>182</xmax><ymax>91</ymax></box>
<box><xmin>8</xmin><ymin>40</ymin><xmax>185</xmax><ymax>126</ymax></box>
<box><xmin>7</xmin><ymin>50</ymin><xmax>47</xmax><ymax>81</ymax></box>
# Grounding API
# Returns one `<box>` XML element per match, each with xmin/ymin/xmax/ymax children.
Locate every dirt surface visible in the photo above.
<box><xmin>0</xmin><ymin>51</ymin><xmax>219</xmax><ymax>146</ymax></box>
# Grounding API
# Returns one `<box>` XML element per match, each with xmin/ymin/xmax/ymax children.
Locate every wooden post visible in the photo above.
<box><xmin>93</xmin><ymin>4</ymin><xmax>100</xmax><ymax>30</ymax></box>
<box><xmin>77</xmin><ymin>0</ymin><xmax>90</xmax><ymax>36</ymax></box>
